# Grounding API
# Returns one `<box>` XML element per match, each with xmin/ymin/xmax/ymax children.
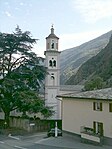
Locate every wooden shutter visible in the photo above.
<box><xmin>100</xmin><ymin>123</ymin><xmax>103</xmax><ymax>136</ymax></box>
<box><xmin>93</xmin><ymin>121</ymin><xmax>96</xmax><ymax>133</ymax></box>
<box><xmin>93</xmin><ymin>102</ymin><xmax>96</xmax><ymax>110</ymax></box>
<box><xmin>109</xmin><ymin>103</ymin><xmax>112</xmax><ymax>112</ymax></box>
<box><xmin>100</xmin><ymin>103</ymin><xmax>102</xmax><ymax>111</ymax></box>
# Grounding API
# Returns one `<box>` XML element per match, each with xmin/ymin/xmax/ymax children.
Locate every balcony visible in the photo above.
<box><xmin>80</xmin><ymin>126</ymin><xmax>103</xmax><ymax>145</ymax></box>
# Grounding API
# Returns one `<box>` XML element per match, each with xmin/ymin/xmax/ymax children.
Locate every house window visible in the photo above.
<box><xmin>93</xmin><ymin>102</ymin><xmax>102</xmax><ymax>111</ymax></box>
<box><xmin>109</xmin><ymin>103</ymin><xmax>112</xmax><ymax>112</ymax></box>
<box><xmin>93</xmin><ymin>121</ymin><xmax>103</xmax><ymax>136</ymax></box>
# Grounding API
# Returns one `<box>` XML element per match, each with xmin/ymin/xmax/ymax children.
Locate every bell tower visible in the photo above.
<box><xmin>44</xmin><ymin>25</ymin><xmax>61</xmax><ymax>120</ymax></box>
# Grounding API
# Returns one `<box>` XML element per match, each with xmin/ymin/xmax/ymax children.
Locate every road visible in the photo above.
<box><xmin>0</xmin><ymin>132</ymin><xmax>112</xmax><ymax>149</ymax></box>
<box><xmin>0</xmin><ymin>132</ymin><xmax>64</xmax><ymax>149</ymax></box>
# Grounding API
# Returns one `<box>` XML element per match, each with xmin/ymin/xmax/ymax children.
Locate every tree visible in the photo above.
<box><xmin>84</xmin><ymin>76</ymin><xmax>104</xmax><ymax>91</ymax></box>
<box><xmin>0</xmin><ymin>26</ymin><xmax>53</xmax><ymax>127</ymax></box>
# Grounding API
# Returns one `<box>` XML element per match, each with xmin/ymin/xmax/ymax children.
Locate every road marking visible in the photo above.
<box><xmin>14</xmin><ymin>145</ymin><xmax>27</xmax><ymax>149</ymax></box>
<box><xmin>35</xmin><ymin>137</ymin><xmax>50</xmax><ymax>144</ymax></box>
<box><xmin>8</xmin><ymin>134</ymin><xmax>20</xmax><ymax>140</ymax></box>
<box><xmin>0</xmin><ymin>141</ymin><xmax>4</xmax><ymax>144</ymax></box>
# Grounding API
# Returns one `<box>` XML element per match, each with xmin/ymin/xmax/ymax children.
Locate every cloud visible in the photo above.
<box><xmin>20</xmin><ymin>2</ymin><xmax>24</xmax><ymax>6</ymax></box>
<box><xmin>72</xmin><ymin>0</ymin><xmax>112</xmax><ymax>23</ymax></box>
<box><xmin>5</xmin><ymin>11</ymin><xmax>12</xmax><ymax>17</ymax></box>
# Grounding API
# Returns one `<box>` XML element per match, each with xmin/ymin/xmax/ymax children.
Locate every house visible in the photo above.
<box><xmin>57</xmin><ymin>88</ymin><xmax>112</xmax><ymax>145</ymax></box>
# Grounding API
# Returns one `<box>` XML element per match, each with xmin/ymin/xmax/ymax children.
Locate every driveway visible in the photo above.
<box><xmin>36</xmin><ymin>133</ymin><xmax>112</xmax><ymax>149</ymax></box>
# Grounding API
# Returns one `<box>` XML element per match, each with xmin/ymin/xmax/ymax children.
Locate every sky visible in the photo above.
<box><xmin>0</xmin><ymin>0</ymin><xmax>112</xmax><ymax>57</ymax></box>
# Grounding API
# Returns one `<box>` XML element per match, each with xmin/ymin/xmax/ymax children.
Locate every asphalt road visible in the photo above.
<box><xmin>0</xmin><ymin>132</ymin><xmax>112</xmax><ymax>149</ymax></box>
<box><xmin>0</xmin><ymin>132</ymin><xmax>65</xmax><ymax>149</ymax></box>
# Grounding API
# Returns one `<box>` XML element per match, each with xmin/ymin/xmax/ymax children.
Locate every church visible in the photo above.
<box><xmin>44</xmin><ymin>26</ymin><xmax>83</xmax><ymax>120</ymax></box>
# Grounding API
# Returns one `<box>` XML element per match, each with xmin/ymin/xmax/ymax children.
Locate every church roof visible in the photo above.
<box><xmin>60</xmin><ymin>85</ymin><xmax>84</xmax><ymax>91</ymax></box>
<box><xmin>46</xmin><ymin>25</ymin><xmax>59</xmax><ymax>39</ymax></box>
<box><xmin>46</xmin><ymin>33</ymin><xmax>59</xmax><ymax>39</ymax></box>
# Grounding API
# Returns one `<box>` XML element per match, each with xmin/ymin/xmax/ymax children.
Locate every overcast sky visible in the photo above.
<box><xmin>0</xmin><ymin>0</ymin><xmax>112</xmax><ymax>57</ymax></box>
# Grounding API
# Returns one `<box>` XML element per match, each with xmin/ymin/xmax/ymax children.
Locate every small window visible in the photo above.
<box><xmin>109</xmin><ymin>103</ymin><xmax>112</xmax><ymax>112</ymax></box>
<box><xmin>93</xmin><ymin>102</ymin><xmax>102</xmax><ymax>111</ymax></box>
<box><xmin>51</xmin><ymin>43</ymin><xmax>54</xmax><ymax>49</ymax></box>
<box><xmin>51</xmin><ymin>73</ymin><xmax>55</xmax><ymax>80</ymax></box>
<box><xmin>51</xmin><ymin>76</ymin><xmax>55</xmax><ymax>80</ymax></box>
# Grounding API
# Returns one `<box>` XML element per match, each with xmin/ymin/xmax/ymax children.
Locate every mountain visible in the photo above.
<box><xmin>60</xmin><ymin>30</ymin><xmax>112</xmax><ymax>85</ymax></box>
<box><xmin>66</xmin><ymin>34</ymin><xmax>112</xmax><ymax>87</ymax></box>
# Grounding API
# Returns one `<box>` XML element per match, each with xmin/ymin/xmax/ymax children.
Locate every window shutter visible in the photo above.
<box><xmin>100</xmin><ymin>103</ymin><xmax>102</xmax><ymax>111</ymax></box>
<box><xmin>93</xmin><ymin>121</ymin><xmax>96</xmax><ymax>133</ymax></box>
<box><xmin>109</xmin><ymin>103</ymin><xmax>112</xmax><ymax>112</ymax></box>
<box><xmin>93</xmin><ymin>102</ymin><xmax>95</xmax><ymax>110</ymax></box>
<box><xmin>100</xmin><ymin>123</ymin><xmax>103</xmax><ymax>136</ymax></box>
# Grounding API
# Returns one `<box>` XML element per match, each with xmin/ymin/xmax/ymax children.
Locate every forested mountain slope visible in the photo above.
<box><xmin>66</xmin><ymin>34</ymin><xmax>112</xmax><ymax>88</ymax></box>
<box><xmin>60</xmin><ymin>30</ymin><xmax>112</xmax><ymax>85</ymax></box>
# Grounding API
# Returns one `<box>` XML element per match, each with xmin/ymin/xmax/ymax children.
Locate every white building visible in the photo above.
<box><xmin>44</xmin><ymin>26</ymin><xmax>61</xmax><ymax>120</ymax></box>
<box><xmin>58</xmin><ymin>88</ymin><xmax>112</xmax><ymax>145</ymax></box>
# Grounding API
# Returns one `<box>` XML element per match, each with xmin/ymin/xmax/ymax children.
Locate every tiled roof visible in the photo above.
<box><xmin>58</xmin><ymin>88</ymin><xmax>112</xmax><ymax>100</ymax></box>
<box><xmin>46</xmin><ymin>33</ymin><xmax>59</xmax><ymax>39</ymax></box>
<box><xmin>60</xmin><ymin>85</ymin><xmax>84</xmax><ymax>91</ymax></box>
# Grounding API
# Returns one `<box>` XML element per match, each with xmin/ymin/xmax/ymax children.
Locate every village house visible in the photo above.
<box><xmin>57</xmin><ymin>88</ymin><xmax>112</xmax><ymax>146</ymax></box>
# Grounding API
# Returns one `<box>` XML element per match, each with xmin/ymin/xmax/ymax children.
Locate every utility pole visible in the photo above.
<box><xmin>55</xmin><ymin>121</ymin><xmax>58</xmax><ymax>137</ymax></box>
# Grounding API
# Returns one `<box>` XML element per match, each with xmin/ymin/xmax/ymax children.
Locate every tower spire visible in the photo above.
<box><xmin>51</xmin><ymin>24</ymin><xmax>54</xmax><ymax>34</ymax></box>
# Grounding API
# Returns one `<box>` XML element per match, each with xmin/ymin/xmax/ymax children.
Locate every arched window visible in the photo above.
<box><xmin>51</xmin><ymin>76</ymin><xmax>55</xmax><ymax>80</ymax></box>
<box><xmin>51</xmin><ymin>74</ymin><xmax>55</xmax><ymax>85</ymax></box>
<box><xmin>53</xmin><ymin>60</ymin><xmax>56</xmax><ymax>67</ymax></box>
<box><xmin>51</xmin><ymin>43</ymin><xmax>54</xmax><ymax>49</ymax></box>
<box><xmin>49</xmin><ymin>60</ymin><xmax>52</xmax><ymax>66</ymax></box>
